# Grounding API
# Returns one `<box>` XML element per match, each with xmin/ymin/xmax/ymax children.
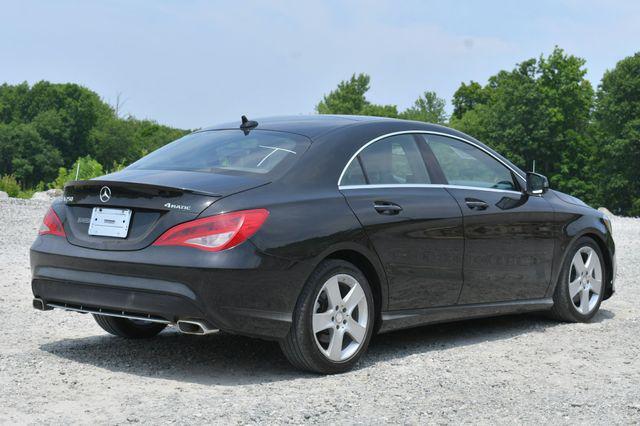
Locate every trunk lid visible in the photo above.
<box><xmin>62</xmin><ymin>169</ymin><xmax>268</xmax><ymax>251</ymax></box>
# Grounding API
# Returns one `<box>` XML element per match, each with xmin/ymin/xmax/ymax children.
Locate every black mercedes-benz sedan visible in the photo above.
<box><xmin>30</xmin><ymin>115</ymin><xmax>616</xmax><ymax>373</ymax></box>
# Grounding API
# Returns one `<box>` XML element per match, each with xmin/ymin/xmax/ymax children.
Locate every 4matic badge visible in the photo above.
<box><xmin>164</xmin><ymin>202</ymin><xmax>192</xmax><ymax>211</ymax></box>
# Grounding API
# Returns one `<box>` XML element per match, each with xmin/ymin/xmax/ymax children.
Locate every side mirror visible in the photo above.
<box><xmin>526</xmin><ymin>172</ymin><xmax>549</xmax><ymax>195</ymax></box>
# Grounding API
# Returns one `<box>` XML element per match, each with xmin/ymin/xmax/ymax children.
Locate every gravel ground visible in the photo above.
<box><xmin>0</xmin><ymin>198</ymin><xmax>639</xmax><ymax>425</ymax></box>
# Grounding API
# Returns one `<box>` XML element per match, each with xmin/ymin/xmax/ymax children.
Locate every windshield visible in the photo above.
<box><xmin>127</xmin><ymin>130</ymin><xmax>310</xmax><ymax>176</ymax></box>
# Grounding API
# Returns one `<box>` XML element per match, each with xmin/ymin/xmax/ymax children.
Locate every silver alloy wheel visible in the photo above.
<box><xmin>569</xmin><ymin>246</ymin><xmax>603</xmax><ymax>315</ymax></box>
<box><xmin>312</xmin><ymin>274</ymin><xmax>369</xmax><ymax>362</ymax></box>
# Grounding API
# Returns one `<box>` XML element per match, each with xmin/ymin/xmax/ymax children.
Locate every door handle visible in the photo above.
<box><xmin>374</xmin><ymin>201</ymin><xmax>403</xmax><ymax>215</ymax></box>
<box><xmin>465</xmin><ymin>198</ymin><xmax>489</xmax><ymax>210</ymax></box>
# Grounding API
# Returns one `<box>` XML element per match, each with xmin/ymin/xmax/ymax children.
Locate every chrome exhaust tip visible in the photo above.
<box><xmin>176</xmin><ymin>319</ymin><xmax>219</xmax><ymax>335</ymax></box>
<box><xmin>32</xmin><ymin>298</ymin><xmax>52</xmax><ymax>311</ymax></box>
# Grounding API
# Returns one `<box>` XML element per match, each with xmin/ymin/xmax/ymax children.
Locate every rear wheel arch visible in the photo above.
<box><xmin>323</xmin><ymin>248</ymin><xmax>386</xmax><ymax>332</ymax></box>
<box><xmin>281</xmin><ymin>258</ymin><xmax>376</xmax><ymax>373</ymax></box>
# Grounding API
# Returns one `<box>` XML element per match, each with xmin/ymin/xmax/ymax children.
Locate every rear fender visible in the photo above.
<box><xmin>309</xmin><ymin>241</ymin><xmax>389</xmax><ymax>312</ymax></box>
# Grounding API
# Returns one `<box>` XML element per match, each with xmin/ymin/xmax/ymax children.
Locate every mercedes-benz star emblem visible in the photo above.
<box><xmin>99</xmin><ymin>186</ymin><xmax>111</xmax><ymax>203</ymax></box>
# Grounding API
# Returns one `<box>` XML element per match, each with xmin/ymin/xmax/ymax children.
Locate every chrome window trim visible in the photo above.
<box><xmin>336</xmin><ymin>130</ymin><xmax>526</xmax><ymax>188</ymax></box>
<box><xmin>338</xmin><ymin>183</ymin><xmax>523</xmax><ymax>196</ymax></box>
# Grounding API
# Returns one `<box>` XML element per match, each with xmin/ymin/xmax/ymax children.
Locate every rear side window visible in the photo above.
<box><xmin>341</xmin><ymin>160</ymin><xmax>367</xmax><ymax>186</ymax></box>
<box><xmin>128</xmin><ymin>130</ymin><xmax>310</xmax><ymax>176</ymax></box>
<box><xmin>341</xmin><ymin>134</ymin><xmax>430</xmax><ymax>186</ymax></box>
<box><xmin>426</xmin><ymin>135</ymin><xmax>518</xmax><ymax>191</ymax></box>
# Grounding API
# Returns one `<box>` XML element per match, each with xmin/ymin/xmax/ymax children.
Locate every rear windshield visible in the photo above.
<box><xmin>127</xmin><ymin>129</ymin><xmax>310</xmax><ymax>176</ymax></box>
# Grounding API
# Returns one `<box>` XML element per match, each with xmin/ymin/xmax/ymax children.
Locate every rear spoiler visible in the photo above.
<box><xmin>64</xmin><ymin>179</ymin><xmax>221</xmax><ymax>198</ymax></box>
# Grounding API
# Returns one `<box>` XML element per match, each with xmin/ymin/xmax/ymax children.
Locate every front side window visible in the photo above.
<box><xmin>128</xmin><ymin>130</ymin><xmax>310</xmax><ymax>176</ymax></box>
<box><xmin>341</xmin><ymin>134</ymin><xmax>430</xmax><ymax>186</ymax></box>
<box><xmin>426</xmin><ymin>135</ymin><xmax>518</xmax><ymax>191</ymax></box>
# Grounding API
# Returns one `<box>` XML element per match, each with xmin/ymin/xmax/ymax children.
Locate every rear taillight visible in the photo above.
<box><xmin>153</xmin><ymin>209</ymin><xmax>269</xmax><ymax>252</ymax></box>
<box><xmin>38</xmin><ymin>207</ymin><xmax>66</xmax><ymax>237</ymax></box>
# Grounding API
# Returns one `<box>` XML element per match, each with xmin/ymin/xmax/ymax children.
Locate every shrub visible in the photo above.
<box><xmin>51</xmin><ymin>155</ymin><xmax>104</xmax><ymax>189</ymax></box>
<box><xmin>0</xmin><ymin>175</ymin><xmax>21</xmax><ymax>197</ymax></box>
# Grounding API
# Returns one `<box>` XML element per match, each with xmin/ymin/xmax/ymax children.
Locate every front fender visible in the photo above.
<box><xmin>546</xmin><ymin>212</ymin><xmax>615</xmax><ymax>300</ymax></box>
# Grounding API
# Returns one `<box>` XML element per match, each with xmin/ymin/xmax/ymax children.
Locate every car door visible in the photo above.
<box><xmin>423</xmin><ymin>134</ymin><xmax>556</xmax><ymax>304</ymax></box>
<box><xmin>339</xmin><ymin>133</ymin><xmax>464</xmax><ymax>310</ymax></box>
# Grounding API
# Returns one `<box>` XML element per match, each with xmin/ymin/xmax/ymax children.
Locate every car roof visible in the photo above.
<box><xmin>200</xmin><ymin>114</ymin><xmax>526</xmax><ymax>181</ymax></box>
<box><xmin>200</xmin><ymin>114</ymin><xmax>408</xmax><ymax>139</ymax></box>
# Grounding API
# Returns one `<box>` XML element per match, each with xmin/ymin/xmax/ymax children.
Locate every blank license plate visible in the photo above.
<box><xmin>88</xmin><ymin>207</ymin><xmax>132</xmax><ymax>238</ymax></box>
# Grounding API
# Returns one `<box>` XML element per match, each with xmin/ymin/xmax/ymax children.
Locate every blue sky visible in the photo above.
<box><xmin>1</xmin><ymin>0</ymin><xmax>639</xmax><ymax>129</ymax></box>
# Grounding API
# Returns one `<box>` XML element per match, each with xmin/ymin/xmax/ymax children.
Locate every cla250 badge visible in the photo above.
<box><xmin>164</xmin><ymin>202</ymin><xmax>191</xmax><ymax>211</ymax></box>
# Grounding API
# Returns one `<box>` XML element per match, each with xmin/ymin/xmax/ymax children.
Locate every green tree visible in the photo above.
<box><xmin>594</xmin><ymin>52</ymin><xmax>640</xmax><ymax>215</ymax></box>
<box><xmin>7</xmin><ymin>81</ymin><xmax>110</xmax><ymax>163</ymax></box>
<box><xmin>88</xmin><ymin>116</ymin><xmax>189</xmax><ymax>169</ymax></box>
<box><xmin>400</xmin><ymin>91</ymin><xmax>447</xmax><ymax>124</ymax></box>
<box><xmin>316</xmin><ymin>73</ymin><xmax>376</xmax><ymax>115</ymax></box>
<box><xmin>88</xmin><ymin>116</ymin><xmax>137</xmax><ymax>168</ymax></box>
<box><xmin>0</xmin><ymin>81</ymin><xmax>188</xmax><ymax>195</ymax></box>
<box><xmin>452</xmin><ymin>81</ymin><xmax>487</xmax><ymax>119</ymax></box>
<box><xmin>31</xmin><ymin>110</ymin><xmax>72</xmax><ymax>157</ymax></box>
<box><xmin>316</xmin><ymin>73</ymin><xmax>399</xmax><ymax>116</ymax></box>
<box><xmin>317</xmin><ymin>73</ymin><xmax>447</xmax><ymax>123</ymax></box>
<box><xmin>127</xmin><ymin>119</ymin><xmax>189</xmax><ymax>159</ymax></box>
<box><xmin>0</xmin><ymin>122</ymin><xmax>63</xmax><ymax>188</ymax></box>
<box><xmin>360</xmin><ymin>103</ymin><xmax>399</xmax><ymax>118</ymax></box>
<box><xmin>450</xmin><ymin>47</ymin><xmax>596</xmax><ymax>202</ymax></box>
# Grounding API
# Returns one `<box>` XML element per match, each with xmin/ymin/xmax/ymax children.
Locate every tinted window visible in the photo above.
<box><xmin>128</xmin><ymin>130</ymin><xmax>309</xmax><ymax>176</ymax></box>
<box><xmin>426</xmin><ymin>135</ymin><xmax>518</xmax><ymax>190</ymax></box>
<box><xmin>347</xmin><ymin>134</ymin><xmax>430</xmax><ymax>185</ymax></box>
<box><xmin>341</xmin><ymin>160</ymin><xmax>367</xmax><ymax>186</ymax></box>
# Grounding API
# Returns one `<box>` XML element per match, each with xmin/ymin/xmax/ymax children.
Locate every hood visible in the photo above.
<box><xmin>552</xmin><ymin>190</ymin><xmax>589</xmax><ymax>208</ymax></box>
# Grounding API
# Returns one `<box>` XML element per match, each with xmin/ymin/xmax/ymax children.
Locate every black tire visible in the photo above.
<box><xmin>280</xmin><ymin>259</ymin><xmax>375</xmax><ymax>374</ymax></box>
<box><xmin>550</xmin><ymin>236</ymin><xmax>606</xmax><ymax>322</ymax></box>
<box><xmin>93</xmin><ymin>315</ymin><xmax>166</xmax><ymax>338</ymax></box>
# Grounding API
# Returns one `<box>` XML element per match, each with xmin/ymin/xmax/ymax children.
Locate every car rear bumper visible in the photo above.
<box><xmin>32</xmin><ymin>273</ymin><xmax>206</xmax><ymax>323</ymax></box>
<box><xmin>30</xmin><ymin>235</ymin><xmax>312</xmax><ymax>340</ymax></box>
